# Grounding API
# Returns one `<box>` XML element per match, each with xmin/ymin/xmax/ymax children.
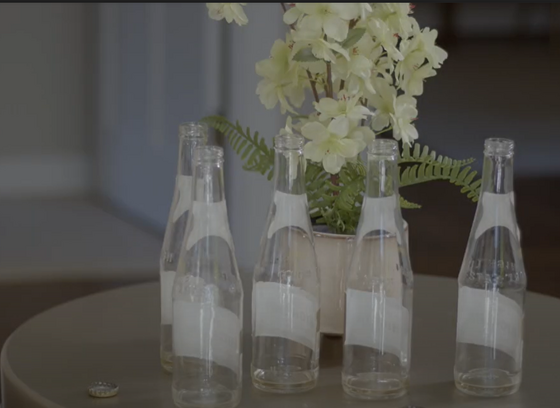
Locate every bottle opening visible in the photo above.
<box><xmin>274</xmin><ymin>133</ymin><xmax>304</xmax><ymax>150</ymax></box>
<box><xmin>484</xmin><ymin>138</ymin><xmax>514</xmax><ymax>157</ymax></box>
<box><xmin>194</xmin><ymin>146</ymin><xmax>224</xmax><ymax>163</ymax></box>
<box><xmin>179</xmin><ymin>122</ymin><xmax>208</xmax><ymax>139</ymax></box>
<box><xmin>368</xmin><ymin>139</ymin><xmax>398</xmax><ymax>156</ymax></box>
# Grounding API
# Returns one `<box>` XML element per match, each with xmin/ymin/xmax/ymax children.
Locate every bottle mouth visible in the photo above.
<box><xmin>194</xmin><ymin>146</ymin><xmax>224</xmax><ymax>163</ymax></box>
<box><xmin>368</xmin><ymin>139</ymin><xmax>399</xmax><ymax>157</ymax></box>
<box><xmin>274</xmin><ymin>133</ymin><xmax>304</xmax><ymax>150</ymax></box>
<box><xmin>484</xmin><ymin>138</ymin><xmax>514</xmax><ymax>157</ymax></box>
<box><xmin>179</xmin><ymin>122</ymin><xmax>208</xmax><ymax>139</ymax></box>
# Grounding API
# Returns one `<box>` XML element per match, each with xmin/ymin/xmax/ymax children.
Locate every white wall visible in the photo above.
<box><xmin>96</xmin><ymin>3</ymin><xmax>220</xmax><ymax>230</ymax></box>
<box><xmin>0</xmin><ymin>4</ymin><xmax>89</xmax><ymax>198</ymax></box>
<box><xmin>223</xmin><ymin>4</ymin><xmax>286</xmax><ymax>271</ymax></box>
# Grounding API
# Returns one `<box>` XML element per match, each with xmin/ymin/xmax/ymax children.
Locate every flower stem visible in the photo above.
<box><xmin>307</xmin><ymin>71</ymin><xmax>320</xmax><ymax>103</ymax></box>
<box><xmin>376</xmin><ymin>126</ymin><xmax>393</xmax><ymax>136</ymax></box>
<box><xmin>330</xmin><ymin>174</ymin><xmax>340</xmax><ymax>196</ymax></box>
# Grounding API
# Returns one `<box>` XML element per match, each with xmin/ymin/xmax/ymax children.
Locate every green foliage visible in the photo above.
<box><xmin>340</xmin><ymin>28</ymin><xmax>366</xmax><ymax>49</ymax></box>
<box><xmin>201</xmin><ymin>116</ymin><xmax>275</xmax><ymax>180</ymax></box>
<box><xmin>202</xmin><ymin>116</ymin><xmax>482</xmax><ymax>234</ymax></box>
<box><xmin>293</xmin><ymin>48</ymin><xmax>320</xmax><ymax>62</ymax></box>
<box><xmin>398</xmin><ymin>142</ymin><xmax>481</xmax><ymax>202</ymax></box>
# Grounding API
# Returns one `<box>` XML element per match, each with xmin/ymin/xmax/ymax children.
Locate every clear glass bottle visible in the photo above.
<box><xmin>160</xmin><ymin>122</ymin><xmax>208</xmax><ymax>372</ymax></box>
<box><xmin>454</xmin><ymin>138</ymin><xmax>526</xmax><ymax>397</ymax></box>
<box><xmin>171</xmin><ymin>146</ymin><xmax>243</xmax><ymax>408</ymax></box>
<box><xmin>251</xmin><ymin>133</ymin><xmax>320</xmax><ymax>394</ymax></box>
<box><xmin>342</xmin><ymin>139</ymin><xmax>413</xmax><ymax>400</ymax></box>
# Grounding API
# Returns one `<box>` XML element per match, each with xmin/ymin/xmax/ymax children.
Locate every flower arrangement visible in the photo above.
<box><xmin>203</xmin><ymin>3</ymin><xmax>481</xmax><ymax>234</ymax></box>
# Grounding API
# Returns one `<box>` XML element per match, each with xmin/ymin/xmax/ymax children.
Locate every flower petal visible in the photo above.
<box><xmin>371</xmin><ymin>113</ymin><xmax>390</xmax><ymax>131</ymax></box>
<box><xmin>347</xmin><ymin>105</ymin><xmax>373</xmax><ymax>121</ymax></box>
<box><xmin>304</xmin><ymin>141</ymin><xmax>327</xmax><ymax>162</ymax></box>
<box><xmin>335</xmin><ymin>138</ymin><xmax>360</xmax><ymax>157</ymax></box>
<box><xmin>301</xmin><ymin>121</ymin><xmax>329</xmax><ymax>142</ymax></box>
<box><xmin>323</xmin><ymin>15</ymin><xmax>348</xmax><ymax>42</ymax></box>
<box><xmin>323</xmin><ymin>153</ymin><xmax>346</xmax><ymax>174</ymax></box>
<box><xmin>230</xmin><ymin>4</ymin><xmax>248</xmax><ymax>26</ymax></box>
<box><xmin>326</xmin><ymin>40</ymin><xmax>350</xmax><ymax>60</ymax></box>
<box><xmin>328</xmin><ymin>117</ymin><xmax>350</xmax><ymax>138</ymax></box>
<box><xmin>316</xmin><ymin>97</ymin><xmax>339</xmax><ymax>117</ymax></box>
<box><xmin>283</xmin><ymin>6</ymin><xmax>302</xmax><ymax>26</ymax></box>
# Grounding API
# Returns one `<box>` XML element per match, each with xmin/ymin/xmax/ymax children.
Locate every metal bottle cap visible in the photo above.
<box><xmin>88</xmin><ymin>381</ymin><xmax>119</xmax><ymax>398</ymax></box>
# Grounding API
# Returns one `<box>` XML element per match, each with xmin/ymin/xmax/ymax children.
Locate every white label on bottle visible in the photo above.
<box><xmin>457</xmin><ymin>286</ymin><xmax>523</xmax><ymax>361</ymax></box>
<box><xmin>267</xmin><ymin>191</ymin><xmax>312</xmax><ymax>239</ymax></box>
<box><xmin>474</xmin><ymin>192</ymin><xmax>519</xmax><ymax>240</ymax></box>
<box><xmin>160</xmin><ymin>270</ymin><xmax>176</xmax><ymax>324</ymax></box>
<box><xmin>344</xmin><ymin>289</ymin><xmax>410</xmax><ymax>358</ymax></box>
<box><xmin>357</xmin><ymin>196</ymin><xmax>405</xmax><ymax>246</ymax></box>
<box><xmin>186</xmin><ymin>200</ymin><xmax>234</xmax><ymax>250</ymax></box>
<box><xmin>172</xmin><ymin>175</ymin><xmax>192</xmax><ymax>223</ymax></box>
<box><xmin>253</xmin><ymin>282</ymin><xmax>318</xmax><ymax>350</ymax></box>
<box><xmin>173</xmin><ymin>300</ymin><xmax>241</xmax><ymax>372</ymax></box>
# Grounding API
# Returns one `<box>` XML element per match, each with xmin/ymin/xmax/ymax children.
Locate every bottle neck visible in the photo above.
<box><xmin>272</xmin><ymin>147</ymin><xmax>306</xmax><ymax>195</ymax></box>
<box><xmin>192</xmin><ymin>160</ymin><xmax>226</xmax><ymax>203</ymax></box>
<box><xmin>481</xmin><ymin>154</ymin><xmax>514</xmax><ymax>195</ymax></box>
<box><xmin>365</xmin><ymin>153</ymin><xmax>399</xmax><ymax>198</ymax></box>
<box><xmin>177</xmin><ymin>137</ymin><xmax>205</xmax><ymax>176</ymax></box>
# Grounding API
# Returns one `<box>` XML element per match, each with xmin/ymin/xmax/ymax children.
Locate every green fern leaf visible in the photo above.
<box><xmin>399</xmin><ymin>142</ymin><xmax>475</xmax><ymax>167</ymax></box>
<box><xmin>400</xmin><ymin>196</ymin><xmax>422</xmax><ymax>209</ymax></box>
<box><xmin>201</xmin><ymin>115</ymin><xmax>274</xmax><ymax>178</ymax></box>
<box><xmin>399</xmin><ymin>159</ymin><xmax>481</xmax><ymax>202</ymax></box>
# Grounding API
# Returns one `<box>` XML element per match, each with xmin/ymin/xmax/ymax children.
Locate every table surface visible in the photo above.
<box><xmin>2</xmin><ymin>275</ymin><xmax>560</xmax><ymax>408</ymax></box>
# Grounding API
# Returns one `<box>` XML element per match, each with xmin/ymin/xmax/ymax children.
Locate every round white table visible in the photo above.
<box><xmin>2</xmin><ymin>275</ymin><xmax>559</xmax><ymax>408</ymax></box>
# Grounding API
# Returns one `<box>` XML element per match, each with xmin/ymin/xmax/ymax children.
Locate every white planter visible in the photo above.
<box><xmin>314</xmin><ymin>221</ymin><xmax>409</xmax><ymax>335</ymax></box>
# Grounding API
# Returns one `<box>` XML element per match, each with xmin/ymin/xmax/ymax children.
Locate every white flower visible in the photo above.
<box><xmin>358</xmin><ymin>3</ymin><xmax>373</xmax><ymax>20</ymax></box>
<box><xmin>390</xmin><ymin>96</ymin><xmax>418</xmax><ymax>145</ymax></box>
<box><xmin>367</xmin><ymin>17</ymin><xmax>403</xmax><ymax>61</ymax></box>
<box><xmin>414</xmin><ymin>27</ymin><xmax>448</xmax><ymax>69</ymax></box>
<box><xmin>256</xmin><ymin>38</ymin><xmax>306</xmax><ymax>114</ymax></box>
<box><xmin>368</xmin><ymin>78</ymin><xmax>418</xmax><ymax>143</ymax></box>
<box><xmin>332</xmin><ymin>33</ymin><xmax>376</xmax><ymax>95</ymax></box>
<box><xmin>396</xmin><ymin>28</ymin><xmax>446</xmax><ymax>95</ymax></box>
<box><xmin>301</xmin><ymin>119</ymin><xmax>364</xmax><ymax>174</ymax></box>
<box><xmin>372</xmin><ymin>3</ymin><xmax>413</xmax><ymax>37</ymax></box>
<box><xmin>398</xmin><ymin>52</ymin><xmax>436</xmax><ymax>96</ymax></box>
<box><xmin>368</xmin><ymin>78</ymin><xmax>397</xmax><ymax>131</ymax></box>
<box><xmin>294</xmin><ymin>3</ymin><xmax>361</xmax><ymax>42</ymax></box>
<box><xmin>314</xmin><ymin>92</ymin><xmax>372</xmax><ymax>130</ymax></box>
<box><xmin>292</xmin><ymin>15</ymin><xmax>349</xmax><ymax>62</ymax></box>
<box><xmin>207</xmin><ymin>3</ymin><xmax>248</xmax><ymax>26</ymax></box>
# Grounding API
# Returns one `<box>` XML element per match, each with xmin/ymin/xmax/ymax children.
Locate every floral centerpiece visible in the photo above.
<box><xmin>203</xmin><ymin>3</ymin><xmax>481</xmax><ymax>334</ymax></box>
<box><xmin>203</xmin><ymin>3</ymin><xmax>480</xmax><ymax>235</ymax></box>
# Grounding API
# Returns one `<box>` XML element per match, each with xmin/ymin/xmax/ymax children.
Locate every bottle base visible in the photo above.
<box><xmin>454</xmin><ymin>368</ymin><xmax>521</xmax><ymax>397</ymax></box>
<box><xmin>342</xmin><ymin>372</ymin><xmax>407</xmax><ymax>400</ymax></box>
<box><xmin>172</xmin><ymin>386</ymin><xmax>240</xmax><ymax>408</ymax></box>
<box><xmin>251</xmin><ymin>365</ymin><xmax>318</xmax><ymax>394</ymax></box>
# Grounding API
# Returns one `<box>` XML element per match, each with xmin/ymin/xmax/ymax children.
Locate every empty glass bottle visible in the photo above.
<box><xmin>172</xmin><ymin>146</ymin><xmax>243</xmax><ymax>408</ymax></box>
<box><xmin>454</xmin><ymin>138</ymin><xmax>526</xmax><ymax>397</ymax></box>
<box><xmin>342</xmin><ymin>139</ymin><xmax>413</xmax><ymax>400</ymax></box>
<box><xmin>251</xmin><ymin>133</ymin><xmax>320</xmax><ymax>394</ymax></box>
<box><xmin>160</xmin><ymin>122</ymin><xmax>208</xmax><ymax>372</ymax></box>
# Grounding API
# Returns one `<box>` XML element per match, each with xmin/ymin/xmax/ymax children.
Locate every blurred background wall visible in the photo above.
<box><xmin>0</xmin><ymin>3</ymin><xmax>90</xmax><ymax>198</ymax></box>
<box><xmin>0</xmin><ymin>2</ymin><xmax>559</xmax><ymax>349</ymax></box>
